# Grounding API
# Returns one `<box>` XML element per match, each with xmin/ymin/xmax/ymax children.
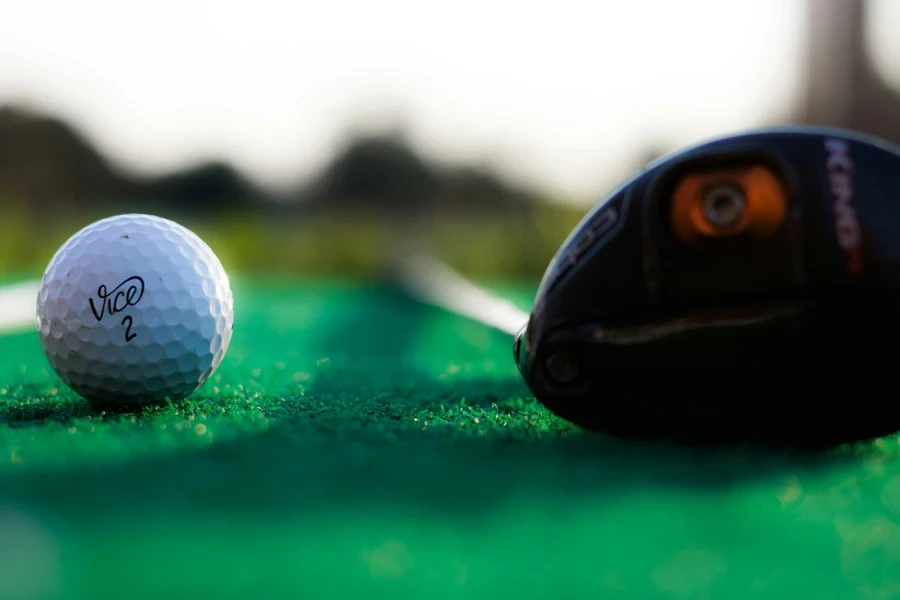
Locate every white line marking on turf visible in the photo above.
<box><xmin>396</xmin><ymin>255</ymin><xmax>529</xmax><ymax>336</ymax></box>
<box><xmin>0</xmin><ymin>280</ymin><xmax>39</xmax><ymax>333</ymax></box>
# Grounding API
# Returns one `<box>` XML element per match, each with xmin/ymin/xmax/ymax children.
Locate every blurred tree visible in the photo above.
<box><xmin>800</xmin><ymin>0</ymin><xmax>900</xmax><ymax>144</ymax></box>
<box><xmin>437</xmin><ymin>165</ymin><xmax>540</xmax><ymax>210</ymax></box>
<box><xmin>0</xmin><ymin>105</ymin><xmax>131</xmax><ymax>215</ymax></box>
<box><xmin>303</xmin><ymin>134</ymin><xmax>438</xmax><ymax>212</ymax></box>
<box><xmin>0</xmin><ymin>102</ymin><xmax>553</xmax><ymax>234</ymax></box>
<box><xmin>135</xmin><ymin>161</ymin><xmax>263</xmax><ymax>215</ymax></box>
<box><xmin>301</xmin><ymin>133</ymin><xmax>543</xmax><ymax>215</ymax></box>
<box><xmin>0</xmin><ymin>104</ymin><xmax>267</xmax><ymax>219</ymax></box>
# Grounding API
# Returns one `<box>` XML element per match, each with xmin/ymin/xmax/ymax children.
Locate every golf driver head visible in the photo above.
<box><xmin>515</xmin><ymin>126</ymin><xmax>900</xmax><ymax>449</ymax></box>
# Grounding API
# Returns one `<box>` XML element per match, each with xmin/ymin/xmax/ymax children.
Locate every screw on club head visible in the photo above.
<box><xmin>702</xmin><ymin>185</ymin><xmax>746</xmax><ymax>229</ymax></box>
<box><xmin>544</xmin><ymin>350</ymin><xmax>579</xmax><ymax>384</ymax></box>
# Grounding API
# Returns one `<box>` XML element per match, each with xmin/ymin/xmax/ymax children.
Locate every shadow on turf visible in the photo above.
<box><xmin>0</xmin><ymin>376</ymin><xmax>877</xmax><ymax>518</ymax></box>
<box><xmin>0</xmin><ymin>386</ymin><xmax>133</xmax><ymax>426</ymax></box>
<box><xmin>0</xmin><ymin>382</ymin><xmax>218</xmax><ymax>427</ymax></box>
<box><xmin>0</xmin><ymin>282</ymin><xmax>883</xmax><ymax>515</ymax></box>
<box><xmin>1</xmin><ymin>283</ymin><xmax>455</xmax><ymax>426</ymax></box>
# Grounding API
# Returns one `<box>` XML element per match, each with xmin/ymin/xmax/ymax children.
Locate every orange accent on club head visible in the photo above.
<box><xmin>669</xmin><ymin>164</ymin><xmax>787</xmax><ymax>247</ymax></box>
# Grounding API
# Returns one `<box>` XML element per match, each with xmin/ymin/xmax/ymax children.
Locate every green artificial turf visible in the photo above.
<box><xmin>1</xmin><ymin>278</ymin><xmax>900</xmax><ymax>600</ymax></box>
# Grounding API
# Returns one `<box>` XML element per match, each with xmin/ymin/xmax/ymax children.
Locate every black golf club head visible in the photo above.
<box><xmin>515</xmin><ymin>126</ymin><xmax>900</xmax><ymax>449</ymax></box>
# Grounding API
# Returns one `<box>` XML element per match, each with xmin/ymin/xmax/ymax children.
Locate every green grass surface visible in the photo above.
<box><xmin>0</xmin><ymin>205</ymin><xmax>584</xmax><ymax>280</ymax></box>
<box><xmin>2</xmin><ymin>278</ymin><xmax>900</xmax><ymax>600</ymax></box>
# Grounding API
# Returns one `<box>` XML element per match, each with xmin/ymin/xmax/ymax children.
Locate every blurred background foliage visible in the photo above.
<box><xmin>2</xmin><ymin>0</ymin><xmax>900</xmax><ymax>282</ymax></box>
<box><xmin>0</xmin><ymin>105</ymin><xmax>591</xmax><ymax>281</ymax></box>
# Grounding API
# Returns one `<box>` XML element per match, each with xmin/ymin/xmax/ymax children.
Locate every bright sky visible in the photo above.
<box><xmin>0</xmin><ymin>0</ymin><xmax>898</xmax><ymax>203</ymax></box>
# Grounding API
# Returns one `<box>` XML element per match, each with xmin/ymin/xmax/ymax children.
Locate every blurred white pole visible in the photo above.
<box><xmin>395</xmin><ymin>254</ymin><xmax>529</xmax><ymax>336</ymax></box>
<box><xmin>0</xmin><ymin>281</ymin><xmax>38</xmax><ymax>333</ymax></box>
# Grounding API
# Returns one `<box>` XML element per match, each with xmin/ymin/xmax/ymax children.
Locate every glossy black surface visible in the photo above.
<box><xmin>518</xmin><ymin>126</ymin><xmax>900</xmax><ymax>448</ymax></box>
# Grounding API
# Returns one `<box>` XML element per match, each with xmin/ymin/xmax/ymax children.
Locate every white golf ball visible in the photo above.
<box><xmin>36</xmin><ymin>214</ymin><xmax>234</xmax><ymax>404</ymax></box>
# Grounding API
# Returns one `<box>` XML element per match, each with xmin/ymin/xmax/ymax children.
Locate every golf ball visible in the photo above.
<box><xmin>36</xmin><ymin>214</ymin><xmax>234</xmax><ymax>404</ymax></box>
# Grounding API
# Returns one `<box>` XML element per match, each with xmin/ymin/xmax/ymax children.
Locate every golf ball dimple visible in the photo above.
<box><xmin>36</xmin><ymin>214</ymin><xmax>235</xmax><ymax>404</ymax></box>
